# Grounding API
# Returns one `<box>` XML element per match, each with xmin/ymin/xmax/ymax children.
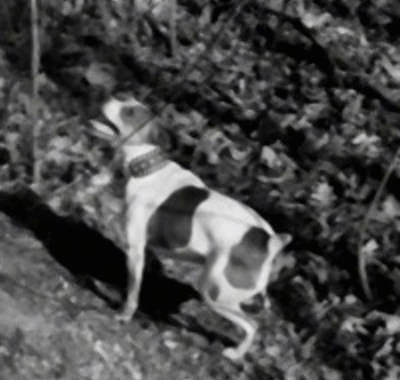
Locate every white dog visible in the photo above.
<box><xmin>91</xmin><ymin>95</ymin><xmax>291</xmax><ymax>360</ymax></box>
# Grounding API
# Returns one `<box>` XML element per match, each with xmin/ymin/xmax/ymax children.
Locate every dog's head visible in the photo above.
<box><xmin>90</xmin><ymin>95</ymin><xmax>156</xmax><ymax>144</ymax></box>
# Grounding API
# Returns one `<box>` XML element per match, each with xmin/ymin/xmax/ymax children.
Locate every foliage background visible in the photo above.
<box><xmin>1</xmin><ymin>0</ymin><xmax>400</xmax><ymax>379</ymax></box>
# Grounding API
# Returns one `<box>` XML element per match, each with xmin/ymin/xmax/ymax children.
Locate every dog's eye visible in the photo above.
<box><xmin>121</xmin><ymin>106</ymin><xmax>136</xmax><ymax>120</ymax></box>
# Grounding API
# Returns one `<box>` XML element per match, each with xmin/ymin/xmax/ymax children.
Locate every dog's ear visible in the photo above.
<box><xmin>268</xmin><ymin>233</ymin><xmax>292</xmax><ymax>255</ymax></box>
<box><xmin>277</xmin><ymin>233</ymin><xmax>292</xmax><ymax>248</ymax></box>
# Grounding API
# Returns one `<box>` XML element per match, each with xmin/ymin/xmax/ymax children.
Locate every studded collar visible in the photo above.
<box><xmin>127</xmin><ymin>147</ymin><xmax>169</xmax><ymax>177</ymax></box>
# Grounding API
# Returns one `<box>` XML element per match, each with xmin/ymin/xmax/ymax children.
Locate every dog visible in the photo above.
<box><xmin>90</xmin><ymin>95</ymin><xmax>292</xmax><ymax>360</ymax></box>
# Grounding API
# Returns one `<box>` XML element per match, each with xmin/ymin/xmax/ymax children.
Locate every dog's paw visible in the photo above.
<box><xmin>115</xmin><ymin>305</ymin><xmax>137</xmax><ymax>324</ymax></box>
<box><xmin>115</xmin><ymin>312</ymin><xmax>132</xmax><ymax>324</ymax></box>
<box><xmin>222</xmin><ymin>347</ymin><xmax>244</xmax><ymax>361</ymax></box>
<box><xmin>263</xmin><ymin>297</ymin><xmax>271</xmax><ymax>309</ymax></box>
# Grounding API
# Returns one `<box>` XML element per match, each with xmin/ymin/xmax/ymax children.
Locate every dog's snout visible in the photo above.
<box><xmin>114</xmin><ymin>92</ymin><xmax>134</xmax><ymax>101</ymax></box>
<box><xmin>89</xmin><ymin>112</ymin><xmax>121</xmax><ymax>139</ymax></box>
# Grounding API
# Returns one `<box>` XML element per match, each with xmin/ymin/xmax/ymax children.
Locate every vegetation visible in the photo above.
<box><xmin>1</xmin><ymin>0</ymin><xmax>400</xmax><ymax>378</ymax></box>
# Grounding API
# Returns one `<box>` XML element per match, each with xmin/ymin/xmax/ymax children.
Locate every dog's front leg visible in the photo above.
<box><xmin>116</xmin><ymin>243</ymin><xmax>145</xmax><ymax>323</ymax></box>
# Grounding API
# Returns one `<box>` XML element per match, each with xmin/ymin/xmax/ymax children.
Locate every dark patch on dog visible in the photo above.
<box><xmin>241</xmin><ymin>292</ymin><xmax>265</xmax><ymax>314</ymax></box>
<box><xmin>208</xmin><ymin>283</ymin><xmax>220</xmax><ymax>301</ymax></box>
<box><xmin>147</xmin><ymin>186</ymin><xmax>209</xmax><ymax>249</ymax></box>
<box><xmin>224</xmin><ymin>227</ymin><xmax>270</xmax><ymax>290</ymax></box>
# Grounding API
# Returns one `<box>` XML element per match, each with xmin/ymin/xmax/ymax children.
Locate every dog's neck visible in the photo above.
<box><xmin>122</xmin><ymin>144</ymin><xmax>168</xmax><ymax>178</ymax></box>
<box><xmin>120</xmin><ymin>122</ymin><xmax>162</xmax><ymax>162</ymax></box>
<box><xmin>122</xmin><ymin>144</ymin><xmax>158</xmax><ymax>163</ymax></box>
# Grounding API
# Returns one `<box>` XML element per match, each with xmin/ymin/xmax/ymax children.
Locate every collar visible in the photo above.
<box><xmin>127</xmin><ymin>148</ymin><xmax>169</xmax><ymax>177</ymax></box>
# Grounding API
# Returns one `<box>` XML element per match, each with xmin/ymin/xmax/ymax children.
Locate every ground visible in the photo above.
<box><xmin>0</xmin><ymin>211</ymin><xmax>320</xmax><ymax>380</ymax></box>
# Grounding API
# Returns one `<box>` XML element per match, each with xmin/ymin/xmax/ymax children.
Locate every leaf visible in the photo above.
<box><xmin>162</xmin><ymin>331</ymin><xmax>179</xmax><ymax>350</ymax></box>
<box><xmin>197</xmin><ymin>129</ymin><xmax>231</xmax><ymax>165</ymax></box>
<box><xmin>270</xmin><ymin>253</ymin><xmax>296</xmax><ymax>283</ymax></box>
<box><xmin>382</xmin><ymin>56</ymin><xmax>400</xmax><ymax>83</ymax></box>
<box><xmin>84</xmin><ymin>62</ymin><xmax>116</xmax><ymax>91</ymax></box>
<box><xmin>311</xmin><ymin>181</ymin><xmax>336</xmax><ymax>208</ymax></box>
<box><xmin>5</xmin><ymin>131</ymin><xmax>21</xmax><ymax>162</ymax></box>
<box><xmin>360</xmin><ymin>239</ymin><xmax>379</xmax><ymax>260</ymax></box>
<box><xmin>49</xmin><ymin>136</ymin><xmax>71</xmax><ymax>151</ymax></box>
<box><xmin>374</xmin><ymin>337</ymin><xmax>394</xmax><ymax>359</ymax></box>
<box><xmin>198</xmin><ymin>3</ymin><xmax>211</xmax><ymax>27</ymax></box>
<box><xmin>45</xmin><ymin>149</ymin><xmax>66</xmax><ymax>166</ymax></box>
<box><xmin>296</xmin><ymin>0</ymin><xmax>332</xmax><ymax>29</ymax></box>
<box><xmin>383</xmin><ymin>366</ymin><xmax>400</xmax><ymax>380</ymax></box>
<box><xmin>135</xmin><ymin>0</ymin><xmax>170</xmax><ymax>21</ymax></box>
<box><xmin>303</xmin><ymin>102</ymin><xmax>327</xmax><ymax>122</ymax></box>
<box><xmin>384</xmin><ymin>315</ymin><xmax>400</xmax><ymax>335</ymax></box>
<box><xmin>174</xmin><ymin>110</ymin><xmax>206</xmax><ymax>147</ymax></box>
<box><xmin>340</xmin><ymin>316</ymin><xmax>366</xmax><ymax>334</ymax></box>
<box><xmin>228</xmin><ymin>144</ymin><xmax>252</xmax><ymax>161</ymax></box>
<box><xmin>301</xmin><ymin>11</ymin><xmax>332</xmax><ymax>29</ymax></box>
<box><xmin>352</xmin><ymin>132</ymin><xmax>380</xmax><ymax>146</ymax></box>
<box><xmin>342</xmin><ymin>94</ymin><xmax>364</xmax><ymax>124</ymax></box>
<box><xmin>382</xmin><ymin>195</ymin><xmax>400</xmax><ymax>219</ymax></box>
<box><xmin>352</xmin><ymin>132</ymin><xmax>381</xmax><ymax>158</ymax></box>
<box><xmin>320</xmin><ymin>366</ymin><xmax>343</xmax><ymax>380</ymax></box>
<box><xmin>61</xmin><ymin>0</ymin><xmax>84</xmax><ymax>15</ymax></box>
<box><xmin>260</xmin><ymin>146</ymin><xmax>280</xmax><ymax>168</ymax></box>
<box><xmin>89</xmin><ymin>171</ymin><xmax>113</xmax><ymax>191</ymax></box>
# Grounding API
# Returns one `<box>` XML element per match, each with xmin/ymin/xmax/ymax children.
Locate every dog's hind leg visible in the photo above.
<box><xmin>204</xmin><ymin>296</ymin><xmax>257</xmax><ymax>360</ymax></box>
<box><xmin>216</xmin><ymin>305</ymin><xmax>257</xmax><ymax>360</ymax></box>
<box><xmin>200</xmin><ymin>264</ymin><xmax>257</xmax><ymax>360</ymax></box>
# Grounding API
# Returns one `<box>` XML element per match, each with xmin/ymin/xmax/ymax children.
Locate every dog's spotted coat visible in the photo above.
<box><xmin>91</xmin><ymin>96</ymin><xmax>291</xmax><ymax>360</ymax></box>
<box><xmin>147</xmin><ymin>186</ymin><xmax>209</xmax><ymax>249</ymax></box>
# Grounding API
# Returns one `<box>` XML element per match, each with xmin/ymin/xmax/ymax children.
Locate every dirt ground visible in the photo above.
<box><xmin>0</xmin><ymin>212</ymin><xmax>220</xmax><ymax>379</ymax></box>
<box><xmin>0</xmin><ymin>209</ymin><xmax>303</xmax><ymax>380</ymax></box>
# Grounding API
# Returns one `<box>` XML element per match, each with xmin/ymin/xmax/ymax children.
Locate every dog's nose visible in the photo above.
<box><xmin>85</xmin><ymin>88</ymin><xmax>112</xmax><ymax>120</ymax></box>
<box><xmin>113</xmin><ymin>92</ymin><xmax>134</xmax><ymax>101</ymax></box>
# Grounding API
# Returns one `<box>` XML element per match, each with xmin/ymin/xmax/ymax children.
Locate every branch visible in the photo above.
<box><xmin>357</xmin><ymin>146</ymin><xmax>400</xmax><ymax>300</ymax></box>
<box><xmin>255</xmin><ymin>2</ymin><xmax>336</xmax><ymax>78</ymax></box>
<box><xmin>30</xmin><ymin>0</ymin><xmax>41</xmax><ymax>184</ymax></box>
<box><xmin>340</xmin><ymin>72</ymin><xmax>400</xmax><ymax>113</ymax></box>
<box><xmin>169</xmin><ymin>0</ymin><xmax>177</xmax><ymax>56</ymax></box>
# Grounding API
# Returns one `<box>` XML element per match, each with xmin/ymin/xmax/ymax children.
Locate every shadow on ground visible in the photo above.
<box><xmin>0</xmin><ymin>184</ymin><xmax>201</xmax><ymax>324</ymax></box>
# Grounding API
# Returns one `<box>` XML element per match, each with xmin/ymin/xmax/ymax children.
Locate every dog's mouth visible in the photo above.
<box><xmin>89</xmin><ymin>113</ymin><xmax>120</xmax><ymax>139</ymax></box>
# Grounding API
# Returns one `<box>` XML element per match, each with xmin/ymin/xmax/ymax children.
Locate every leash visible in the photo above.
<box><xmin>10</xmin><ymin>1</ymin><xmax>255</xmax><ymax>237</ymax></box>
<box><xmin>54</xmin><ymin>0</ymin><xmax>253</xmax><ymax>218</ymax></box>
<box><xmin>112</xmin><ymin>0</ymin><xmax>251</xmax><ymax>153</ymax></box>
